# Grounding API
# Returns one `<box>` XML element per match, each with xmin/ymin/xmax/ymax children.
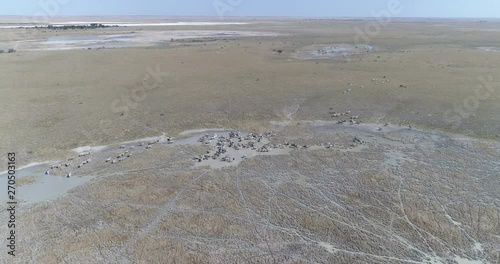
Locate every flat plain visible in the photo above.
<box><xmin>0</xmin><ymin>17</ymin><xmax>499</xmax><ymax>263</ymax></box>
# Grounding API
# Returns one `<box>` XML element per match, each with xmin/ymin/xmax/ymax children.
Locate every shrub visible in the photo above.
<box><xmin>7</xmin><ymin>48</ymin><xmax>16</xmax><ymax>53</ymax></box>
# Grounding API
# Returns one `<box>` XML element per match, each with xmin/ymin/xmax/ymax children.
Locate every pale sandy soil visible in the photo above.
<box><xmin>1</xmin><ymin>18</ymin><xmax>499</xmax><ymax>167</ymax></box>
<box><xmin>0</xmin><ymin>17</ymin><xmax>499</xmax><ymax>263</ymax></box>
<box><xmin>0</xmin><ymin>121</ymin><xmax>498</xmax><ymax>263</ymax></box>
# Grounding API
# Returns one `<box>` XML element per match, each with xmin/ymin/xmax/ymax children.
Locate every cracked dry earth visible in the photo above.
<box><xmin>0</xmin><ymin>123</ymin><xmax>499</xmax><ymax>264</ymax></box>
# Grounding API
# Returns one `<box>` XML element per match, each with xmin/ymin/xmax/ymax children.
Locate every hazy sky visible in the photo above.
<box><xmin>2</xmin><ymin>0</ymin><xmax>500</xmax><ymax>18</ymax></box>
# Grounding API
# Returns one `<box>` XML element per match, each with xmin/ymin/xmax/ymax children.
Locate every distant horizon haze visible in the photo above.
<box><xmin>2</xmin><ymin>0</ymin><xmax>500</xmax><ymax>18</ymax></box>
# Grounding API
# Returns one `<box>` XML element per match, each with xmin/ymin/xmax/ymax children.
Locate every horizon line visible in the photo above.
<box><xmin>0</xmin><ymin>15</ymin><xmax>498</xmax><ymax>20</ymax></box>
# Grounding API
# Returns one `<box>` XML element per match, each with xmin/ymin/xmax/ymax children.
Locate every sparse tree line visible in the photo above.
<box><xmin>21</xmin><ymin>23</ymin><xmax>118</xmax><ymax>30</ymax></box>
<box><xmin>0</xmin><ymin>48</ymin><xmax>16</xmax><ymax>54</ymax></box>
<box><xmin>47</xmin><ymin>23</ymin><xmax>117</xmax><ymax>30</ymax></box>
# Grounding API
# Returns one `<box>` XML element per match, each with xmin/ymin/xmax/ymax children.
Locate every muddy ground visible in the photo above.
<box><xmin>0</xmin><ymin>17</ymin><xmax>499</xmax><ymax>263</ymax></box>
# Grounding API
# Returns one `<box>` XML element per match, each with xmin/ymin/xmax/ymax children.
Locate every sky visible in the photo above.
<box><xmin>2</xmin><ymin>0</ymin><xmax>500</xmax><ymax>18</ymax></box>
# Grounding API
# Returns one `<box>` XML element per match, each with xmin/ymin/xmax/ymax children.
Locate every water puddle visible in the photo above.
<box><xmin>296</xmin><ymin>44</ymin><xmax>375</xmax><ymax>60</ymax></box>
<box><xmin>0</xmin><ymin>163</ymin><xmax>95</xmax><ymax>205</ymax></box>
<box><xmin>477</xmin><ymin>46</ymin><xmax>500</xmax><ymax>52</ymax></box>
